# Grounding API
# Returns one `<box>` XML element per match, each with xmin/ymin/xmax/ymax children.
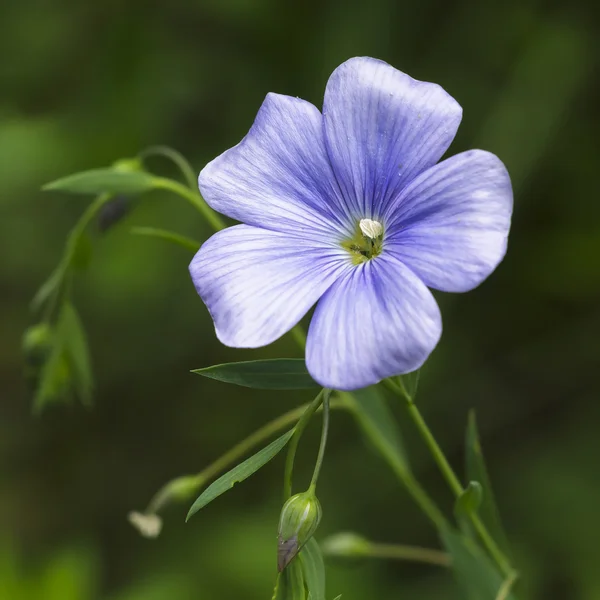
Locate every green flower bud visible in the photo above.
<box><xmin>22</xmin><ymin>323</ymin><xmax>53</xmax><ymax>367</ymax></box>
<box><xmin>112</xmin><ymin>157</ymin><xmax>144</xmax><ymax>173</ymax></box>
<box><xmin>321</xmin><ymin>532</ymin><xmax>371</xmax><ymax>560</ymax></box>
<box><xmin>277</xmin><ymin>491</ymin><xmax>322</xmax><ymax>572</ymax></box>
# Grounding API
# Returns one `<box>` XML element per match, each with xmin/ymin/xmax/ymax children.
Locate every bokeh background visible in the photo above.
<box><xmin>1</xmin><ymin>0</ymin><xmax>599</xmax><ymax>598</ymax></box>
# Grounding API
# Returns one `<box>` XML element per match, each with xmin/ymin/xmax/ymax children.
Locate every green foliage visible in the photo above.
<box><xmin>441</xmin><ymin>528</ymin><xmax>516</xmax><ymax>600</ymax></box>
<box><xmin>299</xmin><ymin>539</ymin><xmax>326</xmax><ymax>600</ymax></box>
<box><xmin>43</xmin><ymin>168</ymin><xmax>156</xmax><ymax>195</ymax></box>
<box><xmin>31</xmin><ymin>302</ymin><xmax>93</xmax><ymax>411</ymax></box>
<box><xmin>465</xmin><ymin>412</ymin><xmax>511</xmax><ymax>557</ymax></box>
<box><xmin>398</xmin><ymin>369</ymin><xmax>420</xmax><ymax>400</ymax></box>
<box><xmin>455</xmin><ymin>481</ymin><xmax>483</xmax><ymax>522</ymax></box>
<box><xmin>187</xmin><ymin>430</ymin><xmax>294</xmax><ymax>520</ymax></box>
<box><xmin>192</xmin><ymin>359</ymin><xmax>320</xmax><ymax>390</ymax></box>
<box><xmin>344</xmin><ymin>385</ymin><xmax>408</xmax><ymax>471</ymax></box>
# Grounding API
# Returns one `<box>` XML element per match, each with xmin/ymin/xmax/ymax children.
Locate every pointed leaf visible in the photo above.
<box><xmin>287</xmin><ymin>561</ymin><xmax>306</xmax><ymax>600</ymax></box>
<box><xmin>131</xmin><ymin>226</ymin><xmax>200</xmax><ymax>252</ymax></box>
<box><xmin>466</xmin><ymin>412</ymin><xmax>511</xmax><ymax>556</ymax></box>
<box><xmin>187</xmin><ymin>430</ymin><xmax>294</xmax><ymax>520</ymax></box>
<box><xmin>43</xmin><ymin>169</ymin><xmax>156</xmax><ymax>195</ymax></box>
<box><xmin>192</xmin><ymin>359</ymin><xmax>319</xmax><ymax>390</ymax></box>
<box><xmin>300</xmin><ymin>538</ymin><xmax>325</xmax><ymax>600</ymax></box>
<box><xmin>60</xmin><ymin>303</ymin><xmax>93</xmax><ymax>406</ymax></box>
<box><xmin>441</xmin><ymin>528</ymin><xmax>517</xmax><ymax>600</ymax></box>
<box><xmin>344</xmin><ymin>385</ymin><xmax>408</xmax><ymax>471</ymax></box>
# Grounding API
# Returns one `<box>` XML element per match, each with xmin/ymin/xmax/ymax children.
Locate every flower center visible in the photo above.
<box><xmin>341</xmin><ymin>218</ymin><xmax>384</xmax><ymax>264</ymax></box>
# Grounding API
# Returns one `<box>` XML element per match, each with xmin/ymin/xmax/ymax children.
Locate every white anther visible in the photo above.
<box><xmin>359</xmin><ymin>218</ymin><xmax>383</xmax><ymax>239</ymax></box>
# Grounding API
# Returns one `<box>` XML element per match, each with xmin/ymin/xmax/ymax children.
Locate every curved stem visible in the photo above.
<box><xmin>152</xmin><ymin>177</ymin><xmax>227</xmax><ymax>231</ymax></box>
<box><xmin>146</xmin><ymin>396</ymin><xmax>345</xmax><ymax>514</ymax></box>
<box><xmin>283</xmin><ymin>389</ymin><xmax>329</xmax><ymax>499</ymax></box>
<box><xmin>309</xmin><ymin>392</ymin><xmax>330</xmax><ymax>491</ymax></box>
<box><xmin>140</xmin><ymin>145</ymin><xmax>198</xmax><ymax>190</ymax></box>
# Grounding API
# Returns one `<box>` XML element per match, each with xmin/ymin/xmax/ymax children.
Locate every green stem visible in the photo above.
<box><xmin>146</xmin><ymin>397</ymin><xmax>346</xmax><ymax>514</ymax></box>
<box><xmin>41</xmin><ymin>193</ymin><xmax>115</xmax><ymax>320</ymax></box>
<box><xmin>140</xmin><ymin>145</ymin><xmax>198</xmax><ymax>190</ymax></box>
<box><xmin>152</xmin><ymin>177</ymin><xmax>227</xmax><ymax>231</ymax></box>
<box><xmin>309</xmin><ymin>392</ymin><xmax>330</xmax><ymax>491</ymax></box>
<box><xmin>283</xmin><ymin>389</ymin><xmax>328</xmax><ymax>500</ymax></box>
<box><xmin>366</xmin><ymin>542</ymin><xmax>451</xmax><ymax>567</ymax></box>
<box><xmin>391</xmin><ymin>379</ymin><xmax>514</xmax><ymax>578</ymax></box>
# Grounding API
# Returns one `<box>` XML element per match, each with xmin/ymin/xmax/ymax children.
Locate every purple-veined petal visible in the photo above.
<box><xmin>189</xmin><ymin>225</ymin><xmax>351</xmax><ymax>348</ymax></box>
<box><xmin>199</xmin><ymin>93</ymin><xmax>352</xmax><ymax>240</ymax></box>
<box><xmin>384</xmin><ymin>150</ymin><xmax>513</xmax><ymax>293</ymax></box>
<box><xmin>322</xmin><ymin>57</ymin><xmax>463</xmax><ymax>219</ymax></box>
<box><xmin>306</xmin><ymin>254</ymin><xmax>442</xmax><ymax>390</ymax></box>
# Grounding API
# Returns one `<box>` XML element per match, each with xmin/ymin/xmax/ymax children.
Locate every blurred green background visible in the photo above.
<box><xmin>1</xmin><ymin>0</ymin><xmax>599</xmax><ymax>598</ymax></box>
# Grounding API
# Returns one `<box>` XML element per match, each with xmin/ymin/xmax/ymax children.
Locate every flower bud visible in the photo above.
<box><xmin>127</xmin><ymin>512</ymin><xmax>163</xmax><ymax>538</ymax></box>
<box><xmin>97</xmin><ymin>195</ymin><xmax>131</xmax><ymax>233</ymax></box>
<box><xmin>277</xmin><ymin>491</ymin><xmax>322</xmax><ymax>572</ymax></box>
<box><xmin>321</xmin><ymin>532</ymin><xmax>371</xmax><ymax>560</ymax></box>
<box><xmin>22</xmin><ymin>323</ymin><xmax>53</xmax><ymax>363</ymax></box>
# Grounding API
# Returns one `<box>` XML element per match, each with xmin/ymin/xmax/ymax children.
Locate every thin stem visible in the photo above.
<box><xmin>140</xmin><ymin>145</ymin><xmax>198</xmax><ymax>190</ymax></box>
<box><xmin>146</xmin><ymin>398</ymin><xmax>346</xmax><ymax>514</ymax></box>
<box><xmin>152</xmin><ymin>177</ymin><xmax>227</xmax><ymax>231</ymax></box>
<box><xmin>392</xmin><ymin>380</ymin><xmax>514</xmax><ymax>578</ymax></box>
<box><xmin>283</xmin><ymin>389</ymin><xmax>328</xmax><ymax>500</ymax></box>
<box><xmin>309</xmin><ymin>392</ymin><xmax>330</xmax><ymax>491</ymax></box>
<box><xmin>367</xmin><ymin>542</ymin><xmax>451</xmax><ymax>567</ymax></box>
<box><xmin>41</xmin><ymin>193</ymin><xmax>114</xmax><ymax>320</ymax></box>
<box><xmin>496</xmin><ymin>571</ymin><xmax>518</xmax><ymax>600</ymax></box>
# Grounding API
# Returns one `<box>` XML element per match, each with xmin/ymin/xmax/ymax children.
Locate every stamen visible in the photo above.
<box><xmin>359</xmin><ymin>218</ymin><xmax>383</xmax><ymax>239</ymax></box>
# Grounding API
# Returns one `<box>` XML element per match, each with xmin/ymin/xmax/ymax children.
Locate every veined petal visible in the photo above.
<box><xmin>384</xmin><ymin>150</ymin><xmax>513</xmax><ymax>293</ymax></box>
<box><xmin>323</xmin><ymin>57</ymin><xmax>462</xmax><ymax>219</ymax></box>
<box><xmin>189</xmin><ymin>225</ymin><xmax>350</xmax><ymax>348</ymax></box>
<box><xmin>199</xmin><ymin>93</ymin><xmax>351</xmax><ymax>240</ymax></box>
<box><xmin>306</xmin><ymin>255</ymin><xmax>442</xmax><ymax>390</ymax></box>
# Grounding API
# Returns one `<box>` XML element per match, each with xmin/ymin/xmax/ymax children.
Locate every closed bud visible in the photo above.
<box><xmin>97</xmin><ymin>195</ymin><xmax>132</xmax><ymax>233</ymax></box>
<box><xmin>112</xmin><ymin>157</ymin><xmax>144</xmax><ymax>173</ymax></box>
<box><xmin>277</xmin><ymin>491</ymin><xmax>322</xmax><ymax>572</ymax></box>
<box><xmin>321</xmin><ymin>532</ymin><xmax>371</xmax><ymax>561</ymax></box>
<box><xmin>22</xmin><ymin>323</ymin><xmax>53</xmax><ymax>368</ymax></box>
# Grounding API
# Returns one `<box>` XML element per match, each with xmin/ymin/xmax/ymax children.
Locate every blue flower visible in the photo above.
<box><xmin>190</xmin><ymin>57</ymin><xmax>513</xmax><ymax>391</ymax></box>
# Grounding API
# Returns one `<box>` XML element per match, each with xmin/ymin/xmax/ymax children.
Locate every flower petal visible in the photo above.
<box><xmin>384</xmin><ymin>150</ymin><xmax>513</xmax><ymax>293</ymax></box>
<box><xmin>189</xmin><ymin>225</ymin><xmax>350</xmax><ymax>348</ymax></box>
<box><xmin>199</xmin><ymin>93</ymin><xmax>351</xmax><ymax>240</ymax></box>
<box><xmin>306</xmin><ymin>255</ymin><xmax>442</xmax><ymax>390</ymax></box>
<box><xmin>322</xmin><ymin>57</ymin><xmax>462</xmax><ymax>219</ymax></box>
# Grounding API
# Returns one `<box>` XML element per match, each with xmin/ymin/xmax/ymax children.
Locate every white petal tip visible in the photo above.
<box><xmin>359</xmin><ymin>218</ymin><xmax>383</xmax><ymax>239</ymax></box>
<box><xmin>128</xmin><ymin>511</ymin><xmax>163</xmax><ymax>538</ymax></box>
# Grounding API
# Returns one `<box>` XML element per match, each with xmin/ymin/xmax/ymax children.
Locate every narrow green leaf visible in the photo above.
<box><xmin>187</xmin><ymin>430</ymin><xmax>294</xmax><ymax>520</ymax></box>
<box><xmin>300</xmin><ymin>538</ymin><xmax>325</xmax><ymax>600</ymax></box>
<box><xmin>33</xmin><ymin>338</ymin><xmax>70</xmax><ymax>413</ymax></box>
<box><xmin>192</xmin><ymin>359</ymin><xmax>319</xmax><ymax>390</ymax></box>
<box><xmin>31</xmin><ymin>266</ymin><xmax>64</xmax><ymax>311</ymax></box>
<box><xmin>60</xmin><ymin>303</ymin><xmax>93</xmax><ymax>407</ymax></box>
<box><xmin>130</xmin><ymin>226</ymin><xmax>200</xmax><ymax>252</ymax></box>
<box><xmin>455</xmin><ymin>481</ymin><xmax>483</xmax><ymax>522</ymax></box>
<box><xmin>43</xmin><ymin>169</ymin><xmax>157</xmax><ymax>195</ymax></box>
<box><xmin>399</xmin><ymin>369</ymin><xmax>420</xmax><ymax>400</ymax></box>
<box><xmin>286</xmin><ymin>561</ymin><xmax>306</xmax><ymax>600</ymax></box>
<box><xmin>344</xmin><ymin>385</ymin><xmax>408</xmax><ymax>471</ymax></box>
<box><xmin>441</xmin><ymin>528</ymin><xmax>517</xmax><ymax>600</ymax></box>
<box><xmin>465</xmin><ymin>412</ymin><xmax>511</xmax><ymax>556</ymax></box>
